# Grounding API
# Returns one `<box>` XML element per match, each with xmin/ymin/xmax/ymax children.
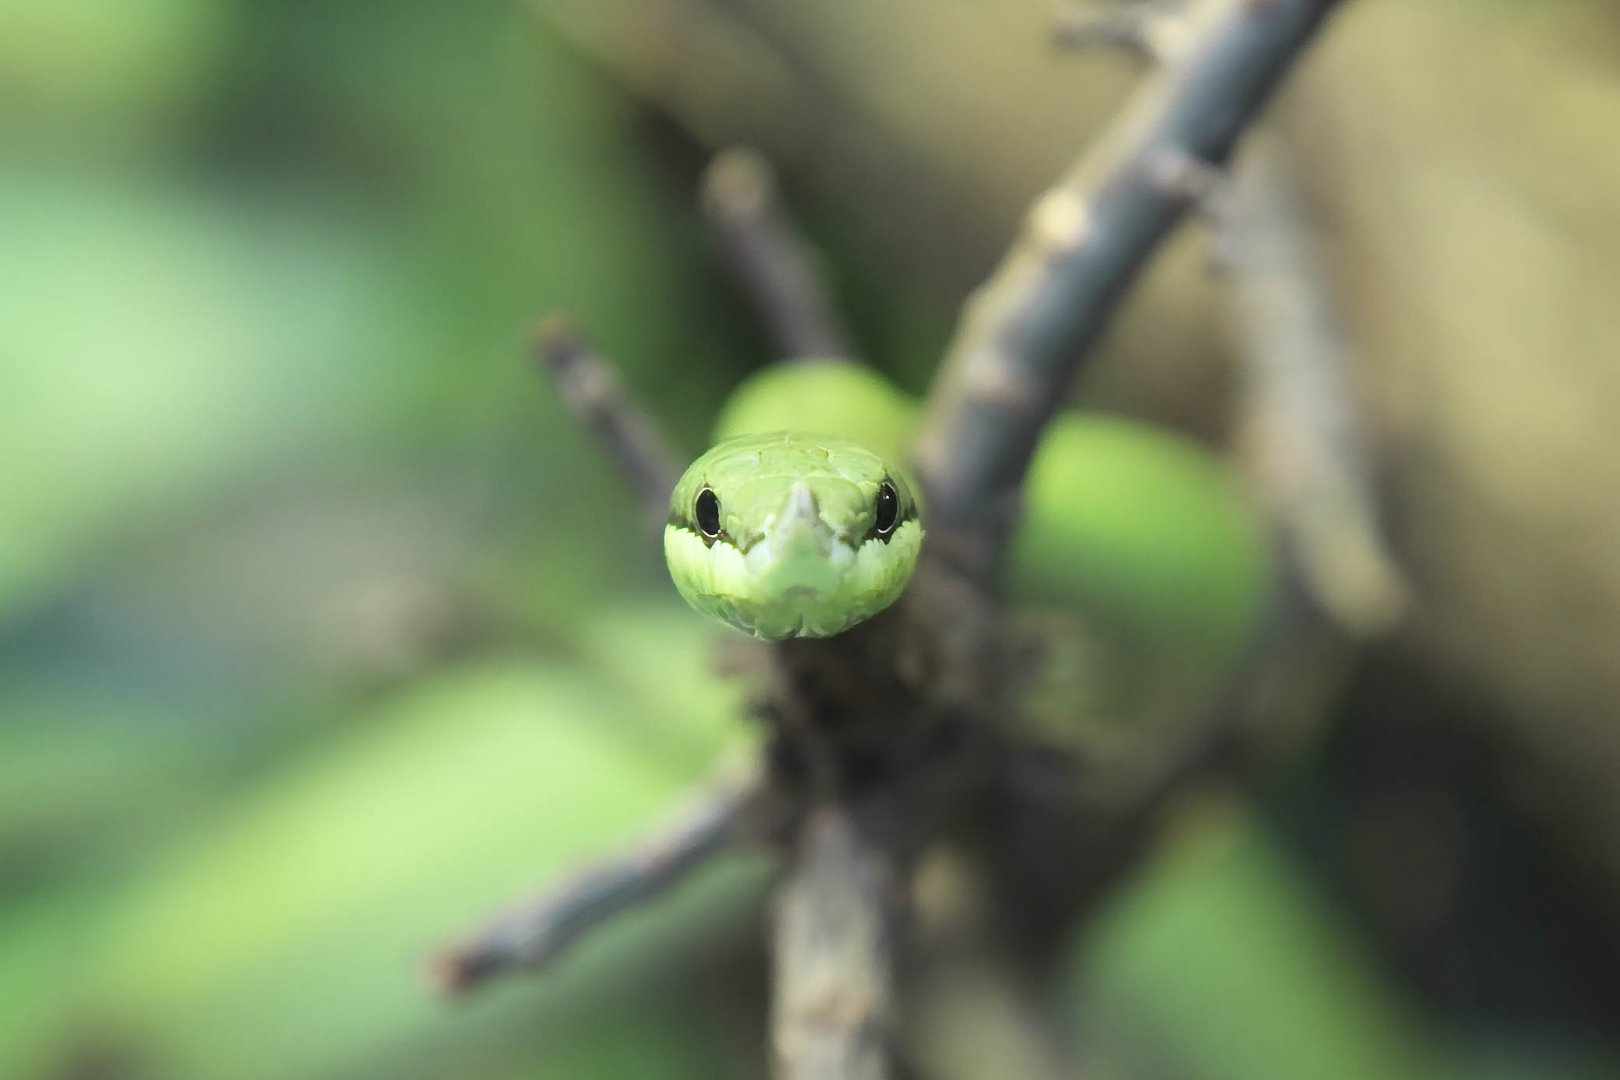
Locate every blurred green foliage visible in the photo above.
<box><xmin>2</xmin><ymin>3</ymin><xmax>766</xmax><ymax>1076</ymax></box>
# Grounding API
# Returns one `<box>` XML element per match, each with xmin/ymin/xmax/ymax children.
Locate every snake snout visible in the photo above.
<box><xmin>782</xmin><ymin>481</ymin><xmax>820</xmax><ymax>527</ymax></box>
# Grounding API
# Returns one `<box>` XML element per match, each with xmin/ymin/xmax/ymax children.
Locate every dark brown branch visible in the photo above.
<box><xmin>1226</xmin><ymin>134</ymin><xmax>1407</xmax><ymax>635</ymax></box>
<box><xmin>771</xmin><ymin>806</ymin><xmax>901</xmax><ymax>1080</ymax></box>
<box><xmin>702</xmin><ymin>148</ymin><xmax>856</xmax><ymax>360</ymax></box>
<box><xmin>427</xmin><ymin>773</ymin><xmax>761</xmax><ymax>996</ymax></box>
<box><xmin>911</xmin><ymin>0</ymin><xmax>1350</xmax><ymax>574</ymax></box>
<box><xmin>532</xmin><ymin>315</ymin><xmax>684</xmax><ymax>524</ymax></box>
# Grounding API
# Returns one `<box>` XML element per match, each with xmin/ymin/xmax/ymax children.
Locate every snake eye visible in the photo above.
<box><xmin>874</xmin><ymin>481</ymin><xmax>899</xmax><ymax>536</ymax></box>
<box><xmin>695</xmin><ymin>487</ymin><xmax>721</xmax><ymax>539</ymax></box>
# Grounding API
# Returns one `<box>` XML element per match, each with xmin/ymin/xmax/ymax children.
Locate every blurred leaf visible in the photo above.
<box><xmin>0</xmin><ymin>0</ymin><xmax>225</xmax><ymax>141</ymax></box>
<box><xmin>0</xmin><ymin>886</ymin><xmax>101</xmax><ymax>1074</ymax></box>
<box><xmin>1013</xmin><ymin>417</ymin><xmax>1269</xmax><ymax>656</ymax></box>
<box><xmin>26</xmin><ymin>627</ymin><xmax>752</xmax><ymax>1078</ymax></box>
<box><xmin>0</xmin><ymin>171</ymin><xmax>416</xmax><ymax>620</ymax></box>
<box><xmin>0</xmin><ymin>697</ymin><xmax>222</xmax><ymax>857</ymax></box>
<box><xmin>1065</xmin><ymin>799</ymin><xmax>1445</xmax><ymax>1080</ymax></box>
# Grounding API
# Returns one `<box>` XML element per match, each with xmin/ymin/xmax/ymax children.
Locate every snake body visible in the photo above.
<box><xmin>664</xmin><ymin>361</ymin><xmax>1266</xmax><ymax>649</ymax></box>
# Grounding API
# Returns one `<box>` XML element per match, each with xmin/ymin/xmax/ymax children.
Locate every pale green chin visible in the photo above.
<box><xmin>664</xmin><ymin>520</ymin><xmax>923</xmax><ymax>640</ymax></box>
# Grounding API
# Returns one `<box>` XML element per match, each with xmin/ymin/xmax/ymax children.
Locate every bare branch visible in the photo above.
<box><xmin>703</xmin><ymin>148</ymin><xmax>857</xmax><ymax>360</ymax></box>
<box><xmin>771</xmin><ymin>806</ymin><xmax>901</xmax><ymax>1080</ymax></box>
<box><xmin>911</xmin><ymin>0</ymin><xmax>1350</xmax><ymax>573</ymax></box>
<box><xmin>435</xmin><ymin>11</ymin><xmax>1372</xmax><ymax>1078</ymax></box>
<box><xmin>533</xmin><ymin>315</ymin><xmax>684</xmax><ymax>525</ymax></box>
<box><xmin>1052</xmin><ymin>1</ymin><xmax>1194</xmax><ymax>64</ymax></box>
<box><xmin>1225</xmin><ymin>134</ymin><xmax>1408</xmax><ymax>636</ymax></box>
<box><xmin>428</xmin><ymin>772</ymin><xmax>762</xmax><ymax>996</ymax></box>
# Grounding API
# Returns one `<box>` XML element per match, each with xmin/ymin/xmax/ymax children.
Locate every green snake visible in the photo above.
<box><xmin>664</xmin><ymin>431</ymin><xmax>923</xmax><ymax>639</ymax></box>
<box><xmin>664</xmin><ymin>360</ymin><xmax>1267</xmax><ymax>652</ymax></box>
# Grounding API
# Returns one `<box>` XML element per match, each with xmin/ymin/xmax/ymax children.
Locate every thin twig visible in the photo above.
<box><xmin>911</xmin><ymin>0</ymin><xmax>1350</xmax><ymax>573</ymax></box>
<box><xmin>532</xmin><ymin>315</ymin><xmax>684</xmax><ymax>525</ymax></box>
<box><xmin>703</xmin><ymin>148</ymin><xmax>857</xmax><ymax>360</ymax></box>
<box><xmin>428</xmin><ymin>773</ymin><xmax>761</xmax><ymax>996</ymax></box>
<box><xmin>1225</xmin><ymin>133</ymin><xmax>1408</xmax><ymax>636</ymax></box>
<box><xmin>1052</xmin><ymin>1</ymin><xmax>1194</xmax><ymax>64</ymax></box>
<box><xmin>771</xmin><ymin>806</ymin><xmax>900</xmax><ymax>1080</ymax></box>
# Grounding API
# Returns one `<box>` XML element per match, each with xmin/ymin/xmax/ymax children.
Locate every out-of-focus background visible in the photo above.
<box><xmin>4</xmin><ymin>1</ymin><xmax>1619</xmax><ymax>1077</ymax></box>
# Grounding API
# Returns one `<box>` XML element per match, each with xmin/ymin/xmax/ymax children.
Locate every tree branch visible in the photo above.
<box><xmin>1225</xmin><ymin>133</ymin><xmax>1407</xmax><ymax>636</ymax></box>
<box><xmin>427</xmin><ymin>772</ymin><xmax>762</xmax><ymax>996</ymax></box>
<box><xmin>440</xmin><ymin>9</ymin><xmax>1368</xmax><ymax>1077</ymax></box>
<box><xmin>771</xmin><ymin>806</ymin><xmax>901</xmax><ymax>1080</ymax></box>
<box><xmin>703</xmin><ymin>148</ymin><xmax>857</xmax><ymax>360</ymax></box>
<box><xmin>911</xmin><ymin>0</ymin><xmax>1350</xmax><ymax>573</ymax></box>
<box><xmin>532</xmin><ymin>315</ymin><xmax>684</xmax><ymax>526</ymax></box>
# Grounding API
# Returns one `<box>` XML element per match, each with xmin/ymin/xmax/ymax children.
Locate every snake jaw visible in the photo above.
<box><xmin>665</xmin><ymin>518</ymin><xmax>922</xmax><ymax>640</ymax></box>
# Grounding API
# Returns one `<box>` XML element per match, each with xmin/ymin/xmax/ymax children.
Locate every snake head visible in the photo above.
<box><xmin>663</xmin><ymin>432</ymin><xmax>924</xmax><ymax>639</ymax></box>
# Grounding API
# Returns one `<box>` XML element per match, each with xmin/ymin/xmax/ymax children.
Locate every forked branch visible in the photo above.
<box><xmin>441</xmin><ymin>8</ymin><xmax>1359</xmax><ymax>1080</ymax></box>
<box><xmin>912</xmin><ymin>0</ymin><xmax>1351</xmax><ymax>571</ymax></box>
